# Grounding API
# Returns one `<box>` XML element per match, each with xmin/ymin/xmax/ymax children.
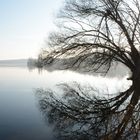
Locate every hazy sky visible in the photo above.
<box><xmin>0</xmin><ymin>0</ymin><xmax>64</xmax><ymax>60</ymax></box>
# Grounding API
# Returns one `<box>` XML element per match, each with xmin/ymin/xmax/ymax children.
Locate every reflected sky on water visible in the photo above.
<box><xmin>0</xmin><ymin>66</ymin><xmax>131</xmax><ymax>140</ymax></box>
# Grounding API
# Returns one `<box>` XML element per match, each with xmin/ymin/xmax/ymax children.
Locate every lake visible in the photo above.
<box><xmin>0</xmin><ymin>66</ymin><xmax>131</xmax><ymax>140</ymax></box>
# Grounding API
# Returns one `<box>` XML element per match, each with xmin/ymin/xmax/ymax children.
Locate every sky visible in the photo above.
<box><xmin>0</xmin><ymin>0</ymin><xmax>64</xmax><ymax>60</ymax></box>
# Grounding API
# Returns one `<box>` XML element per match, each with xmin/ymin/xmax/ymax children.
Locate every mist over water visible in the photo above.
<box><xmin>0</xmin><ymin>65</ymin><xmax>131</xmax><ymax>140</ymax></box>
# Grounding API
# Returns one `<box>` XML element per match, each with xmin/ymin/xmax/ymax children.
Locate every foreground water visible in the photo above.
<box><xmin>0</xmin><ymin>66</ymin><xmax>131</xmax><ymax>140</ymax></box>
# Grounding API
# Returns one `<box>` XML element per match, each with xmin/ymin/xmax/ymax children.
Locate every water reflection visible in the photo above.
<box><xmin>0</xmin><ymin>66</ymin><xmax>131</xmax><ymax>140</ymax></box>
<box><xmin>0</xmin><ymin>67</ymin><xmax>56</xmax><ymax>140</ymax></box>
<box><xmin>35</xmin><ymin>77</ymin><xmax>131</xmax><ymax>139</ymax></box>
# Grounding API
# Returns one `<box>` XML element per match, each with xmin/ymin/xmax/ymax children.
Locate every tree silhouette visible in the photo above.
<box><xmin>38</xmin><ymin>0</ymin><xmax>140</xmax><ymax>139</ymax></box>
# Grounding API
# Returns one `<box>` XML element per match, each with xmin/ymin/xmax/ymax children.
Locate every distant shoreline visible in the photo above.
<box><xmin>0</xmin><ymin>58</ymin><xmax>27</xmax><ymax>61</ymax></box>
<box><xmin>0</xmin><ymin>59</ymin><xmax>27</xmax><ymax>67</ymax></box>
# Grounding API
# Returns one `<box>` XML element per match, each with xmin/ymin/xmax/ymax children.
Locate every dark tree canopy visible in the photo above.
<box><xmin>37</xmin><ymin>0</ymin><xmax>140</xmax><ymax>139</ymax></box>
<box><xmin>43</xmin><ymin>0</ymin><xmax>140</xmax><ymax>73</ymax></box>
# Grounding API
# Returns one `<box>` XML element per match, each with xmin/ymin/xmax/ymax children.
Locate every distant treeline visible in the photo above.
<box><xmin>0</xmin><ymin>59</ymin><xmax>27</xmax><ymax>67</ymax></box>
<box><xmin>30</xmin><ymin>52</ymin><xmax>129</xmax><ymax>78</ymax></box>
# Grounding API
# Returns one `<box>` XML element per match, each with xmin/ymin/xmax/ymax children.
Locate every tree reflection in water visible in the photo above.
<box><xmin>35</xmin><ymin>83</ymin><xmax>139</xmax><ymax>140</ymax></box>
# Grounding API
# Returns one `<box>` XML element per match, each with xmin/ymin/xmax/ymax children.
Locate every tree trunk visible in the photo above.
<box><xmin>114</xmin><ymin>80</ymin><xmax>140</xmax><ymax>140</ymax></box>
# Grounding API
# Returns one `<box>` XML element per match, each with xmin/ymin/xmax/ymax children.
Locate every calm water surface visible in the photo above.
<box><xmin>0</xmin><ymin>67</ymin><xmax>56</xmax><ymax>140</ymax></box>
<box><xmin>0</xmin><ymin>66</ymin><xmax>131</xmax><ymax>140</ymax></box>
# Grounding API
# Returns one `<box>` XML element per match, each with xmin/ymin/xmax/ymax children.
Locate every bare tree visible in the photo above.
<box><xmin>38</xmin><ymin>0</ymin><xmax>140</xmax><ymax>139</ymax></box>
<box><xmin>36</xmin><ymin>83</ymin><xmax>139</xmax><ymax>140</ymax></box>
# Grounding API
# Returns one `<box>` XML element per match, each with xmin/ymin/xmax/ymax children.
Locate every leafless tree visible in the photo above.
<box><xmin>36</xmin><ymin>83</ymin><xmax>139</xmax><ymax>140</ymax></box>
<box><xmin>38</xmin><ymin>0</ymin><xmax>140</xmax><ymax>139</ymax></box>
